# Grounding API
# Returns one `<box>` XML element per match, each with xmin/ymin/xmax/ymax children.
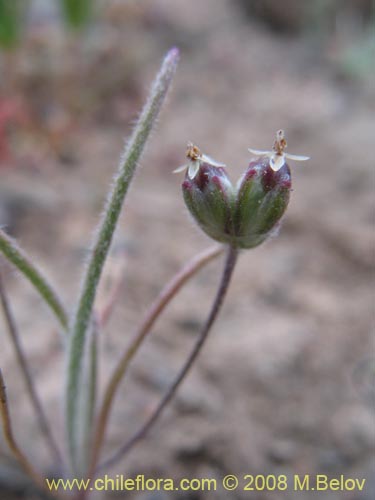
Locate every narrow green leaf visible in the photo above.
<box><xmin>65</xmin><ymin>48</ymin><xmax>179</xmax><ymax>472</ymax></box>
<box><xmin>0</xmin><ymin>229</ymin><xmax>68</xmax><ymax>330</ymax></box>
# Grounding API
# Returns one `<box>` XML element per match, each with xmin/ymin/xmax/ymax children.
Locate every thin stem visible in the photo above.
<box><xmin>66</xmin><ymin>48</ymin><xmax>179</xmax><ymax>472</ymax></box>
<box><xmin>87</xmin><ymin>324</ymin><xmax>98</xmax><ymax>440</ymax></box>
<box><xmin>0</xmin><ymin>274</ymin><xmax>63</xmax><ymax>467</ymax></box>
<box><xmin>89</xmin><ymin>245</ymin><xmax>223</xmax><ymax>474</ymax></box>
<box><xmin>96</xmin><ymin>252</ymin><xmax>127</xmax><ymax>328</ymax></box>
<box><xmin>0</xmin><ymin>369</ymin><xmax>62</xmax><ymax>499</ymax></box>
<box><xmin>97</xmin><ymin>245</ymin><xmax>238</xmax><ymax>473</ymax></box>
<box><xmin>0</xmin><ymin>230</ymin><xmax>68</xmax><ymax>330</ymax></box>
<box><xmin>78</xmin><ymin>322</ymin><xmax>98</xmax><ymax>475</ymax></box>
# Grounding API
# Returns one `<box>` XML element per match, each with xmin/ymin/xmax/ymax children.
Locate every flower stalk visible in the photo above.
<box><xmin>89</xmin><ymin>244</ymin><xmax>223</xmax><ymax>475</ymax></box>
<box><xmin>97</xmin><ymin>245</ymin><xmax>238</xmax><ymax>472</ymax></box>
<box><xmin>0</xmin><ymin>273</ymin><xmax>63</xmax><ymax>467</ymax></box>
<box><xmin>0</xmin><ymin>369</ymin><xmax>59</xmax><ymax>498</ymax></box>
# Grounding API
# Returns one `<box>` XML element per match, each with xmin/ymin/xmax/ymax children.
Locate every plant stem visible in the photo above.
<box><xmin>97</xmin><ymin>252</ymin><xmax>127</xmax><ymax>328</ymax></box>
<box><xmin>89</xmin><ymin>244</ymin><xmax>223</xmax><ymax>474</ymax></box>
<box><xmin>0</xmin><ymin>369</ymin><xmax>62</xmax><ymax>499</ymax></box>
<box><xmin>0</xmin><ymin>274</ymin><xmax>63</xmax><ymax>467</ymax></box>
<box><xmin>66</xmin><ymin>48</ymin><xmax>179</xmax><ymax>472</ymax></box>
<box><xmin>0</xmin><ymin>230</ymin><xmax>68</xmax><ymax>330</ymax></box>
<box><xmin>78</xmin><ymin>321</ymin><xmax>98</xmax><ymax>474</ymax></box>
<box><xmin>97</xmin><ymin>245</ymin><xmax>238</xmax><ymax>473</ymax></box>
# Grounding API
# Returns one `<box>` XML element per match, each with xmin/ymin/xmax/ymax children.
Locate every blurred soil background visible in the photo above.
<box><xmin>0</xmin><ymin>0</ymin><xmax>374</xmax><ymax>499</ymax></box>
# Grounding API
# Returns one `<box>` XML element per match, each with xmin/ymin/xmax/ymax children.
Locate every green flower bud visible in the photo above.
<box><xmin>177</xmin><ymin>133</ymin><xmax>309</xmax><ymax>249</ymax></box>
<box><xmin>234</xmin><ymin>158</ymin><xmax>291</xmax><ymax>248</ymax></box>
<box><xmin>182</xmin><ymin>162</ymin><xmax>235</xmax><ymax>244</ymax></box>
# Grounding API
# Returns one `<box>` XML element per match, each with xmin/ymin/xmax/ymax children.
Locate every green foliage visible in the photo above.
<box><xmin>0</xmin><ymin>0</ymin><xmax>93</xmax><ymax>50</ymax></box>
<box><xmin>61</xmin><ymin>0</ymin><xmax>92</xmax><ymax>29</ymax></box>
<box><xmin>0</xmin><ymin>0</ymin><xmax>24</xmax><ymax>48</ymax></box>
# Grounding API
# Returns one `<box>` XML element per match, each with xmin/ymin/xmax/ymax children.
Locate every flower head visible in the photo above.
<box><xmin>248</xmin><ymin>129</ymin><xmax>309</xmax><ymax>172</ymax></box>
<box><xmin>173</xmin><ymin>142</ymin><xmax>226</xmax><ymax>179</ymax></box>
<box><xmin>178</xmin><ymin>132</ymin><xmax>309</xmax><ymax>249</ymax></box>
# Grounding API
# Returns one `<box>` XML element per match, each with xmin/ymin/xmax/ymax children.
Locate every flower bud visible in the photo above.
<box><xmin>182</xmin><ymin>163</ymin><xmax>235</xmax><ymax>244</ymax></box>
<box><xmin>234</xmin><ymin>157</ymin><xmax>291</xmax><ymax>248</ymax></box>
<box><xmin>177</xmin><ymin>134</ymin><xmax>308</xmax><ymax>249</ymax></box>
